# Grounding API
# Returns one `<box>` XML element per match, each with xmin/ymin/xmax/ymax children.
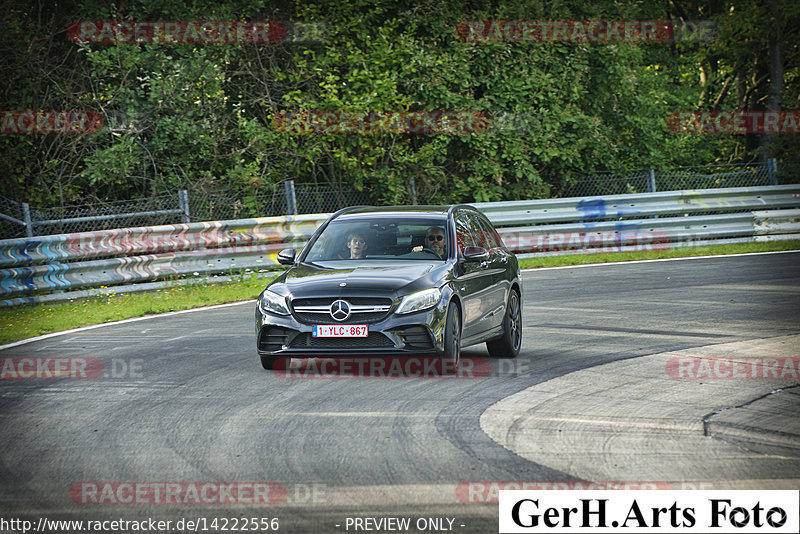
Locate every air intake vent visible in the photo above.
<box><xmin>289</xmin><ymin>333</ymin><xmax>395</xmax><ymax>349</ymax></box>
<box><xmin>396</xmin><ymin>326</ymin><xmax>434</xmax><ymax>349</ymax></box>
<box><xmin>258</xmin><ymin>327</ymin><xmax>293</xmax><ymax>352</ymax></box>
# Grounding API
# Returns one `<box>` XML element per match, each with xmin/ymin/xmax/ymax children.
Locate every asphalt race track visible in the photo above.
<box><xmin>1</xmin><ymin>252</ymin><xmax>798</xmax><ymax>533</ymax></box>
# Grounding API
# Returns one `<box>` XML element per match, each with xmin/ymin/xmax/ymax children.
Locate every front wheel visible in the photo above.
<box><xmin>260</xmin><ymin>356</ymin><xmax>278</xmax><ymax>370</ymax></box>
<box><xmin>487</xmin><ymin>289</ymin><xmax>521</xmax><ymax>358</ymax></box>
<box><xmin>443</xmin><ymin>303</ymin><xmax>461</xmax><ymax>374</ymax></box>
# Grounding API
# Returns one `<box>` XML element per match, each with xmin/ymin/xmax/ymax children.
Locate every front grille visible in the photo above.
<box><xmin>294</xmin><ymin>311</ymin><xmax>388</xmax><ymax>324</ymax></box>
<box><xmin>396</xmin><ymin>326</ymin><xmax>434</xmax><ymax>349</ymax></box>
<box><xmin>291</xmin><ymin>297</ymin><xmax>393</xmax><ymax>325</ymax></box>
<box><xmin>258</xmin><ymin>326</ymin><xmax>293</xmax><ymax>352</ymax></box>
<box><xmin>289</xmin><ymin>333</ymin><xmax>395</xmax><ymax>349</ymax></box>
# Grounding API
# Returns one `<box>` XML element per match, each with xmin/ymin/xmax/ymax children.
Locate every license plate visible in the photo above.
<box><xmin>312</xmin><ymin>324</ymin><xmax>368</xmax><ymax>338</ymax></box>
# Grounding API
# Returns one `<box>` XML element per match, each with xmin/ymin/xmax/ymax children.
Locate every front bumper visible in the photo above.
<box><xmin>255</xmin><ymin>302</ymin><xmax>448</xmax><ymax>358</ymax></box>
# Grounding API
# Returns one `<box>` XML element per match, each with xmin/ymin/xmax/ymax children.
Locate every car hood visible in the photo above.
<box><xmin>273</xmin><ymin>261</ymin><xmax>437</xmax><ymax>298</ymax></box>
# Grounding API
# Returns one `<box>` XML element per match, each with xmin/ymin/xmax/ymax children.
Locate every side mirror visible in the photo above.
<box><xmin>277</xmin><ymin>248</ymin><xmax>297</xmax><ymax>265</ymax></box>
<box><xmin>462</xmin><ymin>246</ymin><xmax>489</xmax><ymax>262</ymax></box>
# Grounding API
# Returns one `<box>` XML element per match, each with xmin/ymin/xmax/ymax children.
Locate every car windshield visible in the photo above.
<box><xmin>304</xmin><ymin>216</ymin><xmax>448</xmax><ymax>262</ymax></box>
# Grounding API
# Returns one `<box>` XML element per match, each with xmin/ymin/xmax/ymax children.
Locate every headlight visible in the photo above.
<box><xmin>259</xmin><ymin>289</ymin><xmax>290</xmax><ymax>316</ymax></box>
<box><xmin>395</xmin><ymin>288</ymin><xmax>441</xmax><ymax>315</ymax></box>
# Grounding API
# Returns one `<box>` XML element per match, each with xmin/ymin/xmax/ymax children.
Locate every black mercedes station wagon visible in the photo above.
<box><xmin>255</xmin><ymin>205</ymin><xmax>522</xmax><ymax>370</ymax></box>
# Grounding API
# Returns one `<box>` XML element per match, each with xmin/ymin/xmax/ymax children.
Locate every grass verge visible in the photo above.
<box><xmin>1</xmin><ymin>240</ymin><xmax>798</xmax><ymax>345</ymax></box>
<box><xmin>517</xmin><ymin>240</ymin><xmax>800</xmax><ymax>269</ymax></box>
<box><xmin>0</xmin><ymin>274</ymin><xmax>274</xmax><ymax>345</ymax></box>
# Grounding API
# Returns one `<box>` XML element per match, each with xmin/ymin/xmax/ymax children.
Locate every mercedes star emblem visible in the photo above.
<box><xmin>329</xmin><ymin>300</ymin><xmax>351</xmax><ymax>321</ymax></box>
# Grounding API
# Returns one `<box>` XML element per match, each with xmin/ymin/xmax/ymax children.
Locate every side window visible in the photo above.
<box><xmin>475</xmin><ymin>214</ymin><xmax>503</xmax><ymax>251</ymax></box>
<box><xmin>454</xmin><ymin>212</ymin><xmax>476</xmax><ymax>256</ymax></box>
<box><xmin>465</xmin><ymin>212</ymin><xmax>491</xmax><ymax>249</ymax></box>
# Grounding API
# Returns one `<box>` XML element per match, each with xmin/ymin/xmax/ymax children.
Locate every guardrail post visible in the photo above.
<box><xmin>647</xmin><ymin>167</ymin><xmax>657</xmax><ymax>193</ymax></box>
<box><xmin>285</xmin><ymin>180</ymin><xmax>297</xmax><ymax>215</ymax></box>
<box><xmin>22</xmin><ymin>202</ymin><xmax>34</xmax><ymax>237</ymax></box>
<box><xmin>178</xmin><ymin>190</ymin><xmax>190</xmax><ymax>223</ymax></box>
<box><xmin>768</xmin><ymin>158</ymin><xmax>778</xmax><ymax>185</ymax></box>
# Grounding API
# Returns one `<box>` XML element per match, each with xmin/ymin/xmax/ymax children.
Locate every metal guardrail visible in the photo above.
<box><xmin>0</xmin><ymin>214</ymin><xmax>327</xmax><ymax>306</ymax></box>
<box><xmin>1</xmin><ymin>185</ymin><xmax>798</xmax><ymax>306</ymax></box>
<box><xmin>474</xmin><ymin>185</ymin><xmax>800</xmax><ymax>225</ymax></box>
<box><xmin>474</xmin><ymin>185</ymin><xmax>800</xmax><ymax>258</ymax></box>
<box><xmin>499</xmin><ymin>210</ymin><xmax>800</xmax><ymax>258</ymax></box>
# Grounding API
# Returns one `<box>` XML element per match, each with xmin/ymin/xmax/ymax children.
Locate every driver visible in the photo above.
<box><xmin>412</xmin><ymin>226</ymin><xmax>446</xmax><ymax>257</ymax></box>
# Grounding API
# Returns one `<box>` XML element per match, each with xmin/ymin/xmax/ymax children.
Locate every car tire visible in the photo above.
<box><xmin>487</xmin><ymin>289</ymin><xmax>521</xmax><ymax>359</ymax></box>
<box><xmin>443</xmin><ymin>303</ymin><xmax>461</xmax><ymax>374</ymax></box>
<box><xmin>260</xmin><ymin>356</ymin><xmax>278</xmax><ymax>370</ymax></box>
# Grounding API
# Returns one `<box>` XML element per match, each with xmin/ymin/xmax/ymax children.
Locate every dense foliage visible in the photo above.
<box><xmin>1</xmin><ymin>0</ymin><xmax>797</xmax><ymax>207</ymax></box>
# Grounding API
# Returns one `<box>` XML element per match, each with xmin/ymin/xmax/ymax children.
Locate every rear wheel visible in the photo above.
<box><xmin>443</xmin><ymin>303</ymin><xmax>461</xmax><ymax>374</ymax></box>
<box><xmin>487</xmin><ymin>289</ymin><xmax>521</xmax><ymax>358</ymax></box>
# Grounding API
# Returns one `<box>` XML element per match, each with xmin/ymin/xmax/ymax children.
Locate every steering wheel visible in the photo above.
<box><xmin>419</xmin><ymin>247</ymin><xmax>441</xmax><ymax>258</ymax></box>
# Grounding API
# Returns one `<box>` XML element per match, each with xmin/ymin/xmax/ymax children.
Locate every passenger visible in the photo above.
<box><xmin>412</xmin><ymin>226</ymin><xmax>446</xmax><ymax>257</ymax></box>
